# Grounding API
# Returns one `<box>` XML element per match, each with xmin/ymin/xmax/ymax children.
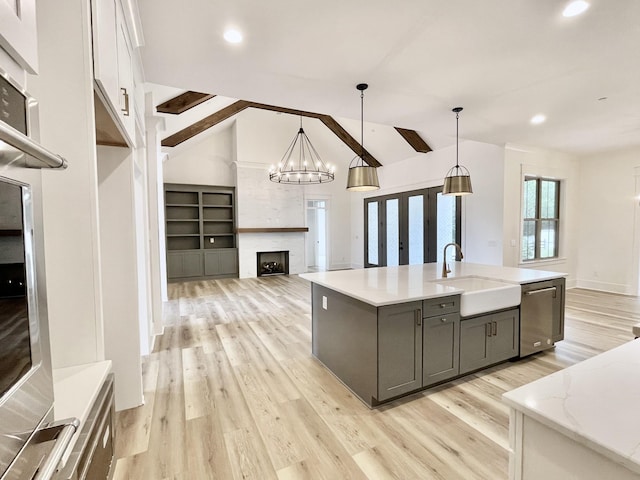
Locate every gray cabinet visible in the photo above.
<box><xmin>378</xmin><ymin>302</ymin><xmax>423</xmax><ymax>401</ymax></box>
<box><xmin>165</xmin><ymin>184</ymin><xmax>238</xmax><ymax>281</ymax></box>
<box><xmin>204</xmin><ymin>249</ymin><xmax>238</xmax><ymax>276</ymax></box>
<box><xmin>422</xmin><ymin>295</ymin><xmax>460</xmax><ymax>387</ymax></box>
<box><xmin>460</xmin><ymin>308</ymin><xmax>519</xmax><ymax>375</ymax></box>
<box><xmin>423</xmin><ymin>313</ymin><xmax>460</xmax><ymax>386</ymax></box>
<box><xmin>167</xmin><ymin>251</ymin><xmax>203</xmax><ymax>278</ymax></box>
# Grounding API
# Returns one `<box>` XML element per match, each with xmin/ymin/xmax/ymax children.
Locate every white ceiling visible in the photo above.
<box><xmin>137</xmin><ymin>0</ymin><xmax>640</xmax><ymax>156</ymax></box>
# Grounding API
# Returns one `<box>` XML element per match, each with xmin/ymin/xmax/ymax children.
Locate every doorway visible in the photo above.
<box><xmin>365</xmin><ymin>186</ymin><xmax>461</xmax><ymax>267</ymax></box>
<box><xmin>306</xmin><ymin>199</ymin><xmax>328</xmax><ymax>272</ymax></box>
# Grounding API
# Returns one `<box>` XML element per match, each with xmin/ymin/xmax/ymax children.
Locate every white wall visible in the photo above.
<box><xmin>163</xmin><ymin>127</ymin><xmax>235</xmax><ymax>186</ymax></box>
<box><xmin>503</xmin><ymin>145</ymin><xmax>579</xmax><ymax>286</ymax></box>
<box><xmin>97</xmin><ymin>146</ymin><xmax>143</xmax><ymax>410</ymax></box>
<box><xmin>351</xmin><ymin>140</ymin><xmax>505</xmax><ymax>268</ymax></box>
<box><xmin>28</xmin><ymin>0</ymin><xmax>105</xmax><ymax>368</ymax></box>
<box><xmin>576</xmin><ymin>147</ymin><xmax>640</xmax><ymax>295</ymax></box>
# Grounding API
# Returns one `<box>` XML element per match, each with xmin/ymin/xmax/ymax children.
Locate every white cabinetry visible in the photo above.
<box><xmin>91</xmin><ymin>0</ymin><xmax>136</xmax><ymax>147</ymax></box>
<box><xmin>0</xmin><ymin>0</ymin><xmax>38</xmax><ymax>73</ymax></box>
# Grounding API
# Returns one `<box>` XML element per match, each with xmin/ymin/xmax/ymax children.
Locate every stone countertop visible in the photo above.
<box><xmin>299</xmin><ymin>262</ymin><xmax>566</xmax><ymax>307</ymax></box>
<box><xmin>52</xmin><ymin>360</ymin><xmax>112</xmax><ymax>466</ymax></box>
<box><xmin>502</xmin><ymin>339</ymin><xmax>640</xmax><ymax>474</ymax></box>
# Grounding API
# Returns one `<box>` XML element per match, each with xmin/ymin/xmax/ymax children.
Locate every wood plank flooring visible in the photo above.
<box><xmin>112</xmin><ymin>276</ymin><xmax>640</xmax><ymax>480</ymax></box>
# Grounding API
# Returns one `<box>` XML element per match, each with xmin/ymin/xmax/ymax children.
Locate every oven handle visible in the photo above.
<box><xmin>0</xmin><ymin>120</ymin><xmax>68</xmax><ymax>169</ymax></box>
<box><xmin>33</xmin><ymin>418</ymin><xmax>80</xmax><ymax>480</ymax></box>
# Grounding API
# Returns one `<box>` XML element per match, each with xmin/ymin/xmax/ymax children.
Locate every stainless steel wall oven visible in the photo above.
<box><xmin>0</xmin><ymin>68</ymin><xmax>69</xmax><ymax>480</ymax></box>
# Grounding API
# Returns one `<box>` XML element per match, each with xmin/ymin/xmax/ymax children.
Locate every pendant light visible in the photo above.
<box><xmin>346</xmin><ymin>83</ymin><xmax>380</xmax><ymax>192</ymax></box>
<box><xmin>269</xmin><ymin>116</ymin><xmax>335</xmax><ymax>184</ymax></box>
<box><xmin>443</xmin><ymin>107</ymin><xmax>473</xmax><ymax>196</ymax></box>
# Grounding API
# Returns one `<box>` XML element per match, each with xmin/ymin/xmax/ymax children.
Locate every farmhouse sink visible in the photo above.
<box><xmin>433</xmin><ymin>276</ymin><xmax>521</xmax><ymax>317</ymax></box>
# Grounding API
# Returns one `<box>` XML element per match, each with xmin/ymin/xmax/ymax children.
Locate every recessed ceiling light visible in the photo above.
<box><xmin>563</xmin><ymin>1</ymin><xmax>589</xmax><ymax>17</ymax></box>
<box><xmin>530</xmin><ymin>114</ymin><xmax>546</xmax><ymax>125</ymax></box>
<box><xmin>223</xmin><ymin>28</ymin><xmax>243</xmax><ymax>44</ymax></box>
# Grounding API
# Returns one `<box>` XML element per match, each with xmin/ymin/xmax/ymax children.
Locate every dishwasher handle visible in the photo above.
<box><xmin>524</xmin><ymin>286</ymin><xmax>557</xmax><ymax>297</ymax></box>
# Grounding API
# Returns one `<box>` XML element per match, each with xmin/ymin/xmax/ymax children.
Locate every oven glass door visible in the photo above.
<box><xmin>0</xmin><ymin>180</ymin><xmax>32</xmax><ymax>398</ymax></box>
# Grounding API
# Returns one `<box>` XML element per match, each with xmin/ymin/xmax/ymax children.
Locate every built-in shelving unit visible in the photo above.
<box><xmin>164</xmin><ymin>184</ymin><xmax>238</xmax><ymax>281</ymax></box>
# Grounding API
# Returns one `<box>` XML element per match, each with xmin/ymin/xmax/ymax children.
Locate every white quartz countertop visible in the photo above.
<box><xmin>503</xmin><ymin>340</ymin><xmax>640</xmax><ymax>474</ymax></box>
<box><xmin>299</xmin><ymin>262</ymin><xmax>566</xmax><ymax>306</ymax></box>
<box><xmin>53</xmin><ymin>360</ymin><xmax>112</xmax><ymax>466</ymax></box>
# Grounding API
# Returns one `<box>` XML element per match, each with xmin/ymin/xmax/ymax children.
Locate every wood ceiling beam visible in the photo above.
<box><xmin>161</xmin><ymin>100</ymin><xmax>382</xmax><ymax>167</ymax></box>
<box><xmin>317</xmin><ymin>115</ymin><xmax>381</xmax><ymax>167</ymax></box>
<box><xmin>156</xmin><ymin>91</ymin><xmax>216</xmax><ymax>115</ymax></box>
<box><xmin>161</xmin><ymin>100</ymin><xmax>251</xmax><ymax>147</ymax></box>
<box><xmin>394</xmin><ymin>127</ymin><xmax>432</xmax><ymax>153</ymax></box>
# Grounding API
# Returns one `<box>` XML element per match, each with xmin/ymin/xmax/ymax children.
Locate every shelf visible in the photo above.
<box><xmin>165</xmin><ymin>183</ymin><xmax>238</xmax><ymax>280</ymax></box>
<box><xmin>236</xmin><ymin>227</ymin><xmax>309</xmax><ymax>233</ymax></box>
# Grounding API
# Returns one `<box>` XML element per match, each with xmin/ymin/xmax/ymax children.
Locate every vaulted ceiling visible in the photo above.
<box><xmin>137</xmin><ymin>0</ymin><xmax>640</xmax><ymax>156</ymax></box>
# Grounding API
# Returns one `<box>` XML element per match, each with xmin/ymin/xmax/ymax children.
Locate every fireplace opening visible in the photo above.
<box><xmin>257</xmin><ymin>251</ymin><xmax>289</xmax><ymax>277</ymax></box>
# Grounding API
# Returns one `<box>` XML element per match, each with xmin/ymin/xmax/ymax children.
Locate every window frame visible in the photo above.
<box><xmin>522</xmin><ymin>176</ymin><xmax>560</xmax><ymax>262</ymax></box>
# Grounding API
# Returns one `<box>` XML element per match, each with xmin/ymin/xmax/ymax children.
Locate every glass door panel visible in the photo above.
<box><xmin>436</xmin><ymin>192</ymin><xmax>457</xmax><ymax>263</ymax></box>
<box><xmin>386</xmin><ymin>198</ymin><xmax>399</xmax><ymax>266</ymax></box>
<box><xmin>407</xmin><ymin>195</ymin><xmax>424</xmax><ymax>264</ymax></box>
<box><xmin>367</xmin><ymin>202</ymin><xmax>379</xmax><ymax>266</ymax></box>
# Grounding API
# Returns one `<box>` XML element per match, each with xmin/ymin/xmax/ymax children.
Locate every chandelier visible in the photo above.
<box><xmin>269</xmin><ymin>117</ymin><xmax>335</xmax><ymax>184</ymax></box>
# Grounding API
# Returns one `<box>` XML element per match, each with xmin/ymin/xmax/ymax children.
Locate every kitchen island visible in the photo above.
<box><xmin>300</xmin><ymin>262</ymin><xmax>566</xmax><ymax>407</ymax></box>
<box><xmin>503</xmin><ymin>339</ymin><xmax>640</xmax><ymax>479</ymax></box>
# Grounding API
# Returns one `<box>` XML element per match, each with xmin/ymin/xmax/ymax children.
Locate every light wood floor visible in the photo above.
<box><xmin>112</xmin><ymin>276</ymin><xmax>640</xmax><ymax>480</ymax></box>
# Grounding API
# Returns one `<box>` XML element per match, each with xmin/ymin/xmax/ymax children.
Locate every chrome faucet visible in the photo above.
<box><xmin>442</xmin><ymin>242</ymin><xmax>463</xmax><ymax>278</ymax></box>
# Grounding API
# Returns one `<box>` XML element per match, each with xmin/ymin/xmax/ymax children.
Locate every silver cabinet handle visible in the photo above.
<box><xmin>492</xmin><ymin>321</ymin><xmax>497</xmax><ymax>336</ymax></box>
<box><xmin>121</xmin><ymin>87</ymin><xmax>130</xmax><ymax>116</ymax></box>
<box><xmin>441</xmin><ymin>317</ymin><xmax>447</xmax><ymax>323</ymax></box>
<box><xmin>486</xmin><ymin>322</ymin><xmax>492</xmax><ymax>337</ymax></box>
<box><xmin>416</xmin><ymin>309</ymin><xmax>422</xmax><ymax>326</ymax></box>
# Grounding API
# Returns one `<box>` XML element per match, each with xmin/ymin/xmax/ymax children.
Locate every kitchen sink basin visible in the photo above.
<box><xmin>433</xmin><ymin>276</ymin><xmax>521</xmax><ymax>317</ymax></box>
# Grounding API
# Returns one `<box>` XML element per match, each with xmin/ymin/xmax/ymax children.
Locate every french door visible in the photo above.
<box><xmin>364</xmin><ymin>186</ymin><xmax>461</xmax><ymax>267</ymax></box>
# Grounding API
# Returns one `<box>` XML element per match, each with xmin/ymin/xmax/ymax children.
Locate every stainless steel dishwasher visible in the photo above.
<box><xmin>520</xmin><ymin>278</ymin><xmax>566</xmax><ymax>357</ymax></box>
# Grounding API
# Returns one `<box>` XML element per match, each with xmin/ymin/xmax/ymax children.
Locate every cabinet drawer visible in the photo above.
<box><xmin>422</xmin><ymin>295</ymin><xmax>460</xmax><ymax>317</ymax></box>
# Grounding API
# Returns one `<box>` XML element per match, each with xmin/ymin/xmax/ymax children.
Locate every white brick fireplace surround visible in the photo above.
<box><xmin>235</xmin><ymin>162</ymin><xmax>306</xmax><ymax>278</ymax></box>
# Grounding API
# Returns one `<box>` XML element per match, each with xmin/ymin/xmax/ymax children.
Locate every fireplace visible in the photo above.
<box><xmin>257</xmin><ymin>251</ymin><xmax>289</xmax><ymax>277</ymax></box>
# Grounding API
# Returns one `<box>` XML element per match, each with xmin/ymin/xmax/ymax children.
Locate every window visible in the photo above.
<box><xmin>522</xmin><ymin>177</ymin><xmax>560</xmax><ymax>261</ymax></box>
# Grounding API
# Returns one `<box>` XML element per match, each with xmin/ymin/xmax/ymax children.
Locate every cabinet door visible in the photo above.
<box><xmin>459</xmin><ymin>316</ymin><xmax>491</xmax><ymax>375</ymax></box>
<box><xmin>423</xmin><ymin>313</ymin><xmax>460</xmax><ymax>386</ymax></box>
<box><xmin>378</xmin><ymin>302</ymin><xmax>422</xmax><ymax>401</ymax></box>
<box><xmin>204</xmin><ymin>249</ymin><xmax>238</xmax><ymax>276</ymax></box>
<box><xmin>167</xmin><ymin>252</ymin><xmax>203</xmax><ymax>279</ymax></box>
<box><xmin>91</xmin><ymin>0</ymin><xmax>119</xmax><ymax>110</ymax></box>
<box><xmin>491</xmin><ymin>309</ymin><xmax>519</xmax><ymax>363</ymax></box>
<box><xmin>0</xmin><ymin>0</ymin><xmax>38</xmax><ymax>73</ymax></box>
<box><xmin>551</xmin><ymin>278</ymin><xmax>566</xmax><ymax>342</ymax></box>
<box><xmin>116</xmin><ymin>1</ymin><xmax>135</xmax><ymax>144</ymax></box>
